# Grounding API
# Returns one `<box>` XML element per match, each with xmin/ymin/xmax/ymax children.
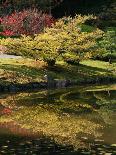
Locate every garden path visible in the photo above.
<box><xmin>0</xmin><ymin>53</ymin><xmax>21</xmax><ymax>59</ymax></box>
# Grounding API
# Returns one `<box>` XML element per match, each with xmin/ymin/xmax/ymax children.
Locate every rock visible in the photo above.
<box><xmin>111</xmin><ymin>144</ymin><xmax>116</xmax><ymax>147</ymax></box>
<box><xmin>81</xmin><ymin>137</ymin><xmax>88</xmax><ymax>140</ymax></box>
<box><xmin>97</xmin><ymin>148</ymin><xmax>104</xmax><ymax>151</ymax></box>
<box><xmin>2</xmin><ymin>145</ymin><xmax>8</xmax><ymax>148</ymax></box>
<box><xmin>95</xmin><ymin>144</ymin><xmax>102</xmax><ymax>147</ymax></box>
<box><xmin>6</xmin><ymin>140</ymin><xmax>10</xmax><ymax>143</ymax></box>
<box><xmin>81</xmin><ymin>151</ymin><xmax>91</xmax><ymax>155</ymax></box>
<box><xmin>99</xmin><ymin>151</ymin><xmax>106</xmax><ymax>154</ymax></box>
<box><xmin>94</xmin><ymin>139</ymin><xmax>104</xmax><ymax>143</ymax></box>
<box><xmin>0</xmin><ymin>150</ymin><xmax>7</xmax><ymax>153</ymax></box>
<box><xmin>19</xmin><ymin>143</ymin><xmax>25</xmax><ymax>146</ymax></box>
<box><xmin>26</xmin><ymin>141</ymin><xmax>33</xmax><ymax>145</ymax></box>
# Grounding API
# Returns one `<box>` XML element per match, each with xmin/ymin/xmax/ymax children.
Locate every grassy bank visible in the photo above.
<box><xmin>0</xmin><ymin>58</ymin><xmax>116</xmax><ymax>90</ymax></box>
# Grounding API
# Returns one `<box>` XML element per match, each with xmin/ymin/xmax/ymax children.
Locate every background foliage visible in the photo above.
<box><xmin>0</xmin><ymin>9</ymin><xmax>54</xmax><ymax>36</ymax></box>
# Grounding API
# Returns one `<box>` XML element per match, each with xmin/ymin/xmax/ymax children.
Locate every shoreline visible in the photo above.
<box><xmin>0</xmin><ymin>77</ymin><xmax>116</xmax><ymax>93</ymax></box>
<box><xmin>0</xmin><ymin>58</ymin><xmax>116</xmax><ymax>93</ymax></box>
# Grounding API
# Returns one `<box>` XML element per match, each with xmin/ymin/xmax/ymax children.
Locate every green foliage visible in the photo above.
<box><xmin>97</xmin><ymin>29</ymin><xmax>116</xmax><ymax>63</ymax></box>
<box><xmin>80</xmin><ymin>24</ymin><xmax>95</xmax><ymax>33</ymax></box>
<box><xmin>0</xmin><ymin>15</ymin><xmax>103</xmax><ymax>66</ymax></box>
<box><xmin>97</xmin><ymin>1</ymin><xmax>116</xmax><ymax>29</ymax></box>
<box><xmin>0</xmin><ymin>0</ymin><xmax>62</xmax><ymax>14</ymax></box>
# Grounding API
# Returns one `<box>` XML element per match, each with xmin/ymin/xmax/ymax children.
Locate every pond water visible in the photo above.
<box><xmin>0</xmin><ymin>84</ymin><xmax>116</xmax><ymax>155</ymax></box>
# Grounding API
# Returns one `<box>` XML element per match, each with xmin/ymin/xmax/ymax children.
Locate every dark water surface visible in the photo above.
<box><xmin>0</xmin><ymin>84</ymin><xmax>116</xmax><ymax>155</ymax></box>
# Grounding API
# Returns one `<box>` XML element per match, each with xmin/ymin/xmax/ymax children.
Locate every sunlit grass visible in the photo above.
<box><xmin>0</xmin><ymin>58</ymin><xmax>46</xmax><ymax>85</ymax></box>
<box><xmin>81</xmin><ymin>59</ymin><xmax>116</xmax><ymax>71</ymax></box>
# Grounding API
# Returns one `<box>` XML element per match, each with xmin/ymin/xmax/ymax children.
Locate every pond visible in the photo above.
<box><xmin>0</xmin><ymin>84</ymin><xmax>116</xmax><ymax>155</ymax></box>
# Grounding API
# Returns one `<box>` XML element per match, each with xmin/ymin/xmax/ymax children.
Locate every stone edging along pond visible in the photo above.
<box><xmin>0</xmin><ymin>76</ymin><xmax>116</xmax><ymax>93</ymax></box>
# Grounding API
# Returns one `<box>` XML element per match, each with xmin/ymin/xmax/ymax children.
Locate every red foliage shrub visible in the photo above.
<box><xmin>0</xmin><ymin>30</ymin><xmax>15</xmax><ymax>37</ymax></box>
<box><xmin>1</xmin><ymin>9</ymin><xmax>55</xmax><ymax>36</ymax></box>
<box><xmin>1</xmin><ymin>108</ymin><xmax>12</xmax><ymax>115</ymax></box>
<box><xmin>0</xmin><ymin>17</ymin><xmax>2</xmax><ymax>24</ymax></box>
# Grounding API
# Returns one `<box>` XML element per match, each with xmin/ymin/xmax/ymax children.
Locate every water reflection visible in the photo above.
<box><xmin>0</xmin><ymin>84</ymin><xmax>116</xmax><ymax>154</ymax></box>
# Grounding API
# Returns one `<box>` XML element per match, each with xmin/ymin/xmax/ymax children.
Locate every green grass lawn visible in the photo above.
<box><xmin>0</xmin><ymin>58</ymin><xmax>116</xmax><ymax>86</ymax></box>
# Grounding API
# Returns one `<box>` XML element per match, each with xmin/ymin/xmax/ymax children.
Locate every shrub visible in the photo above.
<box><xmin>0</xmin><ymin>0</ymin><xmax>63</xmax><ymax>15</ymax></box>
<box><xmin>0</xmin><ymin>30</ymin><xmax>15</xmax><ymax>37</ymax></box>
<box><xmin>48</xmin><ymin>15</ymin><xmax>103</xmax><ymax>64</ymax></box>
<box><xmin>1</xmin><ymin>9</ymin><xmax>54</xmax><ymax>36</ymax></box>
<box><xmin>0</xmin><ymin>32</ymin><xmax>63</xmax><ymax>66</ymax></box>
<box><xmin>0</xmin><ymin>15</ymin><xmax>103</xmax><ymax>66</ymax></box>
<box><xmin>96</xmin><ymin>29</ymin><xmax>116</xmax><ymax>63</ymax></box>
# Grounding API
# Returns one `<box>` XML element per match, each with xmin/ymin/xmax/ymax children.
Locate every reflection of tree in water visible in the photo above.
<box><xmin>0</xmin><ymin>84</ymin><xmax>116</xmax><ymax>149</ymax></box>
<box><xmin>0</xmin><ymin>105</ymin><xmax>102</xmax><ymax>149</ymax></box>
<box><xmin>94</xmin><ymin>91</ymin><xmax>116</xmax><ymax>125</ymax></box>
<box><xmin>80</xmin><ymin>88</ymin><xmax>116</xmax><ymax>126</ymax></box>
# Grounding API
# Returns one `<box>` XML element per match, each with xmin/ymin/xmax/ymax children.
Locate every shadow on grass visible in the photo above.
<box><xmin>0</xmin><ymin>61</ymin><xmax>114</xmax><ymax>86</ymax></box>
<box><xmin>46</xmin><ymin>63</ymin><xmax>111</xmax><ymax>80</ymax></box>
